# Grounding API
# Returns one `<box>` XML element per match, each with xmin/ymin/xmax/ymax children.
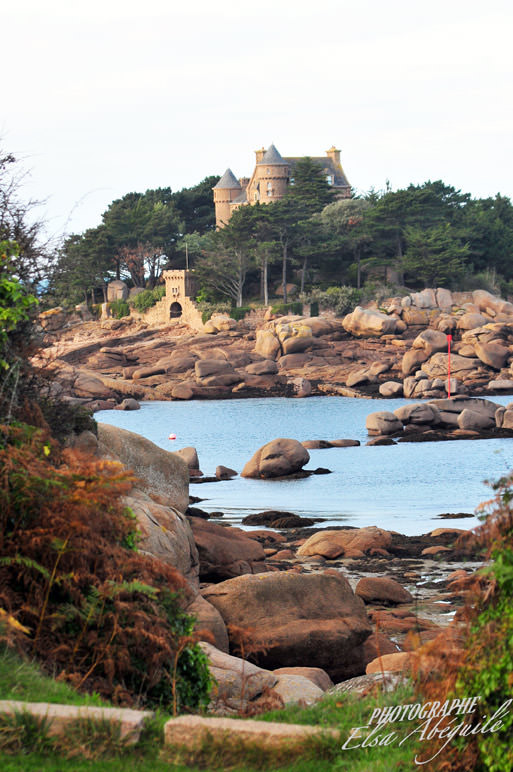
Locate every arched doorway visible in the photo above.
<box><xmin>170</xmin><ymin>301</ymin><xmax>182</xmax><ymax>318</ymax></box>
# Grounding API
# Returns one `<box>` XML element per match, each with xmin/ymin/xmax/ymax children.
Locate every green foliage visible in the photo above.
<box><xmin>0</xmin><ymin>241</ymin><xmax>38</xmax><ymax>370</ymax></box>
<box><xmin>0</xmin><ymin>710</ymin><xmax>53</xmax><ymax>754</ymax></box>
<box><xmin>108</xmin><ymin>299</ymin><xmax>130</xmax><ymax>318</ymax></box>
<box><xmin>229</xmin><ymin>306</ymin><xmax>252</xmax><ymax>321</ymax></box>
<box><xmin>402</xmin><ymin>223</ymin><xmax>469</xmax><ymax>287</ymax></box>
<box><xmin>306</xmin><ymin>286</ymin><xmax>361</xmax><ymax>316</ymax></box>
<box><xmin>130</xmin><ymin>285</ymin><xmax>165</xmax><ymax>312</ymax></box>
<box><xmin>271</xmin><ymin>301</ymin><xmax>303</xmax><ymax>316</ymax></box>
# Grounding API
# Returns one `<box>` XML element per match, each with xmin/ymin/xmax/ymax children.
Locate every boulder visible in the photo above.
<box><xmin>272</xmin><ymin>674</ymin><xmax>324</xmax><ymax>706</ymax></box>
<box><xmin>245</xmin><ymin>360</ymin><xmax>278</xmax><ymax>375</ymax></box>
<box><xmin>362</xmin><ymin>633</ymin><xmax>400</xmax><ymax>666</ymax></box>
<box><xmin>254</xmin><ymin>329</ymin><xmax>281</xmax><ymax>360</ymax></box>
<box><xmin>489</xmin><ymin>380</ymin><xmax>513</xmax><ymax>391</ymax></box>
<box><xmin>242</xmin><ymin>438</ymin><xmax>310</xmax><ymax>479</ymax></box>
<box><xmin>297</xmin><ymin>526</ymin><xmax>392</xmax><ymax>560</ymax></box>
<box><xmin>202</xmin><ymin>571</ymin><xmax>372</xmax><ymax>681</ymax></box>
<box><xmin>189</xmin><ymin>518</ymin><xmax>266</xmax><ymax>580</ymax></box>
<box><xmin>97</xmin><ymin>424</ymin><xmax>189</xmax><ymax>513</ymax></box>
<box><xmin>394</xmin><ymin>403</ymin><xmax>440</xmax><ymax>425</ymax></box>
<box><xmin>174</xmin><ymin>446</ymin><xmax>200</xmax><ymax>472</ymax></box>
<box><xmin>73</xmin><ymin>372</ymin><xmax>115</xmax><ymax>400</ymax></box>
<box><xmin>273</xmin><ymin>667</ymin><xmax>333</xmax><ymax>692</ymax></box>
<box><xmin>199</xmin><ymin>642</ymin><xmax>277</xmax><ymax>714</ymax></box>
<box><xmin>366</xmin><ymin>652</ymin><xmax>411</xmax><ymax>675</ymax></box>
<box><xmin>475</xmin><ymin>341</ymin><xmax>510</xmax><ymax>370</ymax></box>
<box><xmin>195</xmin><ymin>359</ymin><xmax>233</xmax><ymax>379</ymax></box>
<box><xmin>496</xmin><ymin>408</ymin><xmax>513</xmax><ymax>429</ymax></box>
<box><xmin>275</xmin><ymin>321</ymin><xmax>314</xmax><ymax>355</ymax></box>
<box><xmin>123</xmin><ymin>489</ymin><xmax>199</xmax><ymax>585</ymax></box>
<box><xmin>187</xmin><ymin>596</ymin><xmax>229</xmax><ymax>652</ymax></box>
<box><xmin>171</xmin><ymin>383</ymin><xmax>194</xmax><ymax>400</ymax></box>
<box><xmin>421</xmin><ymin>353</ymin><xmax>481</xmax><ymax>378</ymax></box>
<box><xmin>456</xmin><ymin>313</ymin><xmax>489</xmax><ymax>330</ymax></box>
<box><xmin>457</xmin><ymin>408</ymin><xmax>495</xmax><ymax>431</ymax></box>
<box><xmin>216</xmin><ymin>465</ymin><xmax>237</xmax><ymax>480</ymax></box>
<box><xmin>355</xmin><ymin>577</ymin><xmax>414</xmax><ymax>605</ymax></box>
<box><xmin>428</xmin><ymin>396</ymin><xmax>499</xmax><ymax>427</ymax></box>
<box><xmin>290</xmin><ymin>377</ymin><xmax>312</xmax><ymax>398</ymax></box>
<box><xmin>436</xmin><ymin>288</ymin><xmax>453</xmax><ymax>311</ymax></box>
<box><xmin>402</xmin><ymin>307</ymin><xmax>429</xmax><ymax>325</ymax></box>
<box><xmin>410</xmin><ymin>289</ymin><xmax>436</xmax><ymax>308</ymax></box>
<box><xmin>473</xmin><ymin>289</ymin><xmax>513</xmax><ymax>316</ymax></box>
<box><xmin>401</xmin><ymin>348</ymin><xmax>429</xmax><ymax>376</ymax></box>
<box><xmin>365</xmin><ymin>411</ymin><xmax>403</xmax><ymax>436</ymax></box>
<box><xmin>343</xmin><ymin>307</ymin><xmax>398</xmax><ymax>337</ymax></box>
<box><xmin>278</xmin><ymin>353</ymin><xmax>311</xmax><ymax>369</ymax></box>
<box><xmin>115</xmin><ymin>398</ymin><xmax>140</xmax><ymax>411</ymax></box>
<box><xmin>412</xmin><ymin>329</ymin><xmax>449</xmax><ymax>357</ymax></box>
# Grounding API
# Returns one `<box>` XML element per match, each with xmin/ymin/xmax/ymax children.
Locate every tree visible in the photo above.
<box><xmin>0</xmin><ymin>147</ymin><xmax>54</xmax><ymax>291</ymax></box>
<box><xmin>102</xmin><ymin>189</ymin><xmax>183</xmax><ymax>288</ymax></box>
<box><xmin>172</xmin><ymin>175</ymin><xmax>219</xmax><ymax>235</ymax></box>
<box><xmin>319</xmin><ymin>198</ymin><xmax>371</xmax><ymax>288</ymax></box>
<box><xmin>402</xmin><ymin>223</ymin><xmax>469</xmax><ymax>287</ymax></box>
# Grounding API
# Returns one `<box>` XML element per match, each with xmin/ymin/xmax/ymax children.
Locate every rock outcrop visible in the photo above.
<box><xmin>241</xmin><ymin>438</ymin><xmax>310</xmax><ymax>478</ymax></box>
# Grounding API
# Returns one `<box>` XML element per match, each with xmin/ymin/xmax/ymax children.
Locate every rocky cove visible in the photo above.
<box><xmin>38</xmin><ymin>286</ymin><xmax>513</xmax><ymax>711</ymax></box>
<box><xmin>62</xmin><ymin>418</ymin><xmax>489</xmax><ymax>714</ymax></box>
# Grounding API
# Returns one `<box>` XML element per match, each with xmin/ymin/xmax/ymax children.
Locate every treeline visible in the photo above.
<box><xmin>47</xmin><ymin>157</ymin><xmax>513</xmax><ymax>309</ymax></box>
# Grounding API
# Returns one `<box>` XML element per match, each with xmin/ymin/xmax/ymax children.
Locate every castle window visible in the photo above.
<box><xmin>266</xmin><ymin>168</ymin><xmax>270</xmax><ymax>174</ymax></box>
<box><xmin>266</xmin><ymin>182</ymin><xmax>273</xmax><ymax>197</ymax></box>
<box><xmin>326</xmin><ymin>175</ymin><xmax>333</xmax><ymax>185</ymax></box>
<box><xmin>289</xmin><ymin>177</ymin><xmax>295</xmax><ymax>186</ymax></box>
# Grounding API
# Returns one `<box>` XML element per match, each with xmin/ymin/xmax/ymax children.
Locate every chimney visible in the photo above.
<box><xmin>326</xmin><ymin>145</ymin><xmax>341</xmax><ymax>165</ymax></box>
<box><xmin>255</xmin><ymin>146</ymin><xmax>266</xmax><ymax>163</ymax></box>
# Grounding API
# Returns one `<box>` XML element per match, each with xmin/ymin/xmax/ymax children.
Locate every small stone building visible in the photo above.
<box><xmin>142</xmin><ymin>270</ymin><xmax>204</xmax><ymax>329</ymax></box>
<box><xmin>107</xmin><ymin>279</ymin><xmax>129</xmax><ymax>301</ymax></box>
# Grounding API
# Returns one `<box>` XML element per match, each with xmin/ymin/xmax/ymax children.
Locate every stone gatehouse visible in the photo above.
<box><xmin>141</xmin><ymin>270</ymin><xmax>204</xmax><ymax>329</ymax></box>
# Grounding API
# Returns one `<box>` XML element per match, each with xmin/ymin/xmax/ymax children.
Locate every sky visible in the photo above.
<box><xmin>3</xmin><ymin>0</ymin><xmax>513</xmax><ymax>241</ymax></box>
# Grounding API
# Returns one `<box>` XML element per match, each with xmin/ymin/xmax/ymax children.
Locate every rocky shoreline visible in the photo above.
<box><xmin>35</xmin><ymin>288</ymin><xmax>513</xmax><ymax>414</ymax></box>
<box><xmin>70</xmin><ymin>422</ymin><xmax>484</xmax><ymax>713</ymax></box>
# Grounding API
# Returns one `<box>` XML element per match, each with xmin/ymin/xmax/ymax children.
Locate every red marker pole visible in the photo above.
<box><xmin>447</xmin><ymin>334</ymin><xmax>452</xmax><ymax>398</ymax></box>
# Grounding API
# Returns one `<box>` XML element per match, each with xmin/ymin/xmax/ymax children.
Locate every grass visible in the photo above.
<box><xmin>0</xmin><ymin>646</ymin><xmax>418</xmax><ymax>771</ymax></box>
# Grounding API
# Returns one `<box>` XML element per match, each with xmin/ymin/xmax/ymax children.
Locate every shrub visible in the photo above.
<box><xmin>0</xmin><ymin>424</ymin><xmax>211</xmax><ymax>713</ymax></box>
<box><xmin>271</xmin><ymin>301</ymin><xmax>303</xmax><ymax>316</ymax></box>
<box><xmin>305</xmin><ymin>286</ymin><xmax>361</xmax><ymax>316</ymax></box>
<box><xmin>229</xmin><ymin>306</ymin><xmax>252</xmax><ymax>321</ymax></box>
<box><xmin>413</xmin><ymin>473</ymin><xmax>513</xmax><ymax>770</ymax></box>
<box><xmin>108</xmin><ymin>300</ymin><xmax>130</xmax><ymax>319</ymax></box>
<box><xmin>130</xmin><ymin>286</ymin><xmax>166</xmax><ymax>313</ymax></box>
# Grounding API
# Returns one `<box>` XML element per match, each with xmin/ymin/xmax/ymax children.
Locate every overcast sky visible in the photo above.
<box><xmin>3</xmin><ymin>0</ymin><xmax>513</xmax><ymax>240</ymax></box>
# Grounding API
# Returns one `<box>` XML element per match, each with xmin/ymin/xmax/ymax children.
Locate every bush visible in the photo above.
<box><xmin>130</xmin><ymin>286</ymin><xmax>166</xmax><ymax>313</ymax></box>
<box><xmin>305</xmin><ymin>286</ymin><xmax>361</xmax><ymax>316</ymax></box>
<box><xmin>108</xmin><ymin>300</ymin><xmax>130</xmax><ymax>319</ymax></box>
<box><xmin>229</xmin><ymin>306</ymin><xmax>252</xmax><ymax>321</ymax></box>
<box><xmin>0</xmin><ymin>424</ymin><xmax>211</xmax><ymax>713</ymax></box>
<box><xmin>271</xmin><ymin>301</ymin><xmax>303</xmax><ymax>316</ymax></box>
<box><xmin>414</xmin><ymin>473</ymin><xmax>513</xmax><ymax>770</ymax></box>
<box><xmin>197</xmin><ymin>302</ymin><xmax>231</xmax><ymax>324</ymax></box>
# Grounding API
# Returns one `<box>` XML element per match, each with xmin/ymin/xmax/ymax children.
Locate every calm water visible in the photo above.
<box><xmin>96</xmin><ymin>396</ymin><xmax>513</xmax><ymax>535</ymax></box>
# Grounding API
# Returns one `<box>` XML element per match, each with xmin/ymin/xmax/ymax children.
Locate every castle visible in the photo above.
<box><xmin>213</xmin><ymin>144</ymin><xmax>351</xmax><ymax>227</ymax></box>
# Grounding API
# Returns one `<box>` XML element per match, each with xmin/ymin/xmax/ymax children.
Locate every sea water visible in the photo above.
<box><xmin>96</xmin><ymin>396</ymin><xmax>513</xmax><ymax>535</ymax></box>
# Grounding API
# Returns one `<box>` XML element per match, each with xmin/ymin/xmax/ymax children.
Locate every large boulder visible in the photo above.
<box><xmin>199</xmin><ymin>642</ymin><xmax>277</xmax><ymax>714</ymax></box>
<box><xmin>457</xmin><ymin>408</ymin><xmax>495</xmax><ymax>431</ymax></box>
<box><xmin>275</xmin><ymin>321</ymin><xmax>314</xmax><ymax>355</ymax></box>
<box><xmin>189</xmin><ymin>518</ymin><xmax>267</xmax><ymax>581</ymax></box>
<box><xmin>355</xmin><ymin>577</ymin><xmax>413</xmax><ymax>605</ymax></box>
<box><xmin>428</xmin><ymin>396</ymin><xmax>499</xmax><ymax>427</ymax></box>
<box><xmin>394</xmin><ymin>403</ymin><xmax>440</xmax><ymax>425</ymax></box>
<box><xmin>242</xmin><ymin>438</ymin><xmax>310</xmax><ymax>479</ymax></box>
<box><xmin>202</xmin><ymin>571</ymin><xmax>372</xmax><ymax>681</ymax></box>
<box><xmin>245</xmin><ymin>360</ymin><xmax>278</xmax><ymax>375</ymax></box>
<box><xmin>254</xmin><ymin>329</ymin><xmax>281</xmax><ymax>360</ymax></box>
<box><xmin>474</xmin><ymin>341</ymin><xmax>510</xmax><ymax>370</ymax></box>
<box><xmin>272</xmin><ymin>674</ymin><xmax>324</xmax><ymax>706</ymax></box>
<box><xmin>297</xmin><ymin>526</ymin><xmax>392</xmax><ymax>559</ymax></box>
<box><xmin>123</xmin><ymin>489</ymin><xmax>199</xmax><ymax>585</ymax></box>
<box><xmin>473</xmin><ymin>290</ymin><xmax>513</xmax><ymax>316</ymax></box>
<box><xmin>421</xmin><ymin>353</ymin><xmax>481</xmax><ymax>378</ymax></box>
<box><xmin>365</xmin><ymin>411</ymin><xmax>403</xmax><ymax>436</ymax></box>
<box><xmin>379</xmin><ymin>381</ymin><xmax>403</xmax><ymax>397</ymax></box>
<box><xmin>73</xmin><ymin>372</ymin><xmax>116</xmax><ymax>400</ymax></box>
<box><xmin>456</xmin><ymin>312</ymin><xmax>489</xmax><ymax>331</ymax></box>
<box><xmin>343</xmin><ymin>307</ymin><xmax>397</xmax><ymax>337</ymax></box>
<box><xmin>401</xmin><ymin>348</ymin><xmax>428</xmax><ymax>376</ymax></box>
<box><xmin>97</xmin><ymin>424</ymin><xmax>189</xmax><ymax>513</ymax></box>
<box><xmin>412</xmin><ymin>329</ymin><xmax>449</xmax><ymax>357</ymax></box>
<box><xmin>273</xmin><ymin>667</ymin><xmax>333</xmax><ymax>692</ymax></box>
<box><xmin>187</xmin><ymin>596</ymin><xmax>229</xmax><ymax>652</ymax></box>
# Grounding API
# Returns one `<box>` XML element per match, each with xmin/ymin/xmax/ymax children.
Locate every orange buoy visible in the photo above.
<box><xmin>168</xmin><ymin>433</ymin><xmax>177</xmax><ymax>440</ymax></box>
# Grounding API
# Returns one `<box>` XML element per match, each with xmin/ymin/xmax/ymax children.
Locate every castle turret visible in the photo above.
<box><xmin>213</xmin><ymin>169</ymin><xmax>242</xmax><ymax>228</ymax></box>
<box><xmin>248</xmin><ymin>144</ymin><xmax>289</xmax><ymax>204</ymax></box>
